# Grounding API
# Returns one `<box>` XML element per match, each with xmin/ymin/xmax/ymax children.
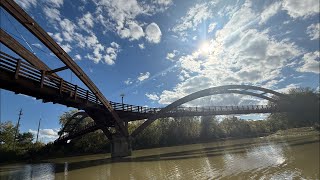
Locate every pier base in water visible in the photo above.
<box><xmin>111</xmin><ymin>135</ymin><xmax>132</xmax><ymax>158</ymax></box>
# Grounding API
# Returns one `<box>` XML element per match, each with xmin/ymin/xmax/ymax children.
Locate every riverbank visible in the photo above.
<box><xmin>266</xmin><ymin>127</ymin><xmax>319</xmax><ymax>138</ymax></box>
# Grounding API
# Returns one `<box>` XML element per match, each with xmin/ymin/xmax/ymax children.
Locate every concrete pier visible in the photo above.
<box><xmin>111</xmin><ymin>135</ymin><xmax>132</xmax><ymax>158</ymax></box>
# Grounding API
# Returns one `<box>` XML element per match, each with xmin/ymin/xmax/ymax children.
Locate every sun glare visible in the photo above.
<box><xmin>199</xmin><ymin>41</ymin><xmax>210</xmax><ymax>54</ymax></box>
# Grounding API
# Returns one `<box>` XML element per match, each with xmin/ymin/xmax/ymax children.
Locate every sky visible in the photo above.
<box><xmin>0</xmin><ymin>0</ymin><xmax>319</xmax><ymax>143</ymax></box>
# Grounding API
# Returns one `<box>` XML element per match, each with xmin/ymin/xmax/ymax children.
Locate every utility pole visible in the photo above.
<box><xmin>13</xmin><ymin>109</ymin><xmax>22</xmax><ymax>150</ymax></box>
<box><xmin>36</xmin><ymin>118</ymin><xmax>41</xmax><ymax>143</ymax></box>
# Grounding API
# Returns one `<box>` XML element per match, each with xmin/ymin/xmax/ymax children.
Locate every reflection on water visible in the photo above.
<box><xmin>0</xmin><ymin>163</ymin><xmax>55</xmax><ymax>180</ymax></box>
<box><xmin>0</xmin><ymin>135</ymin><xmax>319</xmax><ymax>180</ymax></box>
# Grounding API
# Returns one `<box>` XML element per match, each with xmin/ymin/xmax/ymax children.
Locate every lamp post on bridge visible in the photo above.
<box><xmin>120</xmin><ymin>93</ymin><xmax>128</xmax><ymax>129</ymax></box>
<box><xmin>120</xmin><ymin>93</ymin><xmax>125</xmax><ymax>105</ymax></box>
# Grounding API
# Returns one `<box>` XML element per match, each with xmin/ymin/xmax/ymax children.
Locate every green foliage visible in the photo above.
<box><xmin>270</xmin><ymin>87</ymin><xmax>319</xmax><ymax>129</ymax></box>
<box><xmin>0</xmin><ymin>121</ymin><xmax>16</xmax><ymax>146</ymax></box>
<box><xmin>0</xmin><ymin>121</ymin><xmax>37</xmax><ymax>163</ymax></box>
<box><xmin>59</xmin><ymin>109</ymin><xmax>79</xmax><ymax>126</ymax></box>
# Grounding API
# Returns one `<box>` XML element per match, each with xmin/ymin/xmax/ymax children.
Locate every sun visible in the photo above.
<box><xmin>199</xmin><ymin>41</ymin><xmax>210</xmax><ymax>54</ymax></box>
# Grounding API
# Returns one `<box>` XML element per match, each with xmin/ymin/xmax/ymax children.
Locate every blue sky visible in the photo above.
<box><xmin>0</xmin><ymin>0</ymin><xmax>319</xmax><ymax>142</ymax></box>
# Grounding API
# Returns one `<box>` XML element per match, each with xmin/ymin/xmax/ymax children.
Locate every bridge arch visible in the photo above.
<box><xmin>131</xmin><ymin>85</ymin><xmax>287</xmax><ymax>137</ymax></box>
<box><xmin>56</xmin><ymin>111</ymin><xmax>91</xmax><ymax>143</ymax></box>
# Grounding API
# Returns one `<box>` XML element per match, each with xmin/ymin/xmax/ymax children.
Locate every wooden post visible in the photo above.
<box><xmin>85</xmin><ymin>90</ymin><xmax>89</xmax><ymax>103</ymax></box>
<box><xmin>74</xmin><ymin>85</ymin><xmax>78</xmax><ymax>100</ymax></box>
<box><xmin>40</xmin><ymin>70</ymin><xmax>45</xmax><ymax>88</ymax></box>
<box><xmin>59</xmin><ymin>78</ymin><xmax>63</xmax><ymax>94</ymax></box>
<box><xmin>14</xmin><ymin>59</ymin><xmax>21</xmax><ymax>79</ymax></box>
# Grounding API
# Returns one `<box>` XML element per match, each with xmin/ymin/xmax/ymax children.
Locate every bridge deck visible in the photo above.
<box><xmin>0</xmin><ymin>52</ymin><xmax>159</xmax><ymax>119</ymax></box>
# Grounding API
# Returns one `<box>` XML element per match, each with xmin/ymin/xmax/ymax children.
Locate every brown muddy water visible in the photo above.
<box><xmin>0</xmin><ymin>134</ymin><xmax>319</xmax><ymax>180</ymax></box>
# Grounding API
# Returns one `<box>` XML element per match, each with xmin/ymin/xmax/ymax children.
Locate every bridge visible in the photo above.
<box><xmin>0</xmin><ymin>0</ymin><xmax>291</xmax><ymax>157</ymax></box>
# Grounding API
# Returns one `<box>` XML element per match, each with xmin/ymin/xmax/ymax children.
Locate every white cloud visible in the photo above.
<box><xmin>145</xmin><ymin>23</ymin><xmax>162</xmax><ymax>43</ymax></box>
<box><xmin>138</xmin><ymin>43</ymin><xmax>145</xmax><ymax>49</ymax></box>
<box><xmin>282</xmin><ymin>0</ymin><xmax>320</xmax><ymax>19</ymax></box>
<box><xmin>94</xmin><ymin>0</ymin><xmax>147</xmax><ymax>39</ymax></box>
<box><xmin>297</xmin><ymin>51</ymin><xmax>320</xmax><ymax>73</ymax></box>
<box><xmin>154</xmin><ymin>0</ymin><xmax>172</xmax><ymax>6</ymax></box>
<box><xmin>47</xmin><ymin>0</ymin><xmax>64</xmax><ymax>8</ymax></box>
<box><xmin>276</xmin><ymin>84</ymin><xmax>299</xmax><ymax>93</ymax></box>
<box><xmin>119</xmin><ymin>21</ymin><xmax>145</xmax><ymax>40</ymax></box>
<box><xmin>104</xmin><ymin>42</ymin><xmax>120</xmax><ymax>65</ymax></box>
<box><xmin>129</xmin><ymin>22</ymin><xmax>144</xmax><ymax>40</ymax></box>
<box><xmin>124</xmin><ymin>78</ymin><xmax>133</xmax><ymax>85</ymax></box>
<box><xmin>61</xmin><ymin>44</ymin><xmax>72</xmax><ymax>53</ymax></box>
<box><xmin>15</xmin><ymin>0</ymin><xmax>37</xmax><ymax>10</ymax></box>
<box><xmin>74</xmin><ymin>54</ymin><xmax>82</xmax><ymax>60</ymax></box>
<box><xmin>158</xmin><ymin>1</ymin><xmax>303</xmax><ymax>106</ymax></box>
<box><xmin>208</xmin><ymin>22</ymin><xmax>217</xmax><ymax>33</ymax></box>
<box><xmin>173</xmin><ymin>2</ymin><xmax>213</xmax><ymax>38</ymax></box>
<box><xmin>52</xmin><ymin>33</ymin><xmax>63</xmax><ymax>43</ymax></box>
<box><xmin>95</xmin><ymin>0</ymin><xmax>143</xmax><ymax>27</ymax></box>
<box><xmin>43</xmin><ymin>7</ymin><xmax>61</xmax><ymax>22</ymax></box>
<box><xmin>137</xmin><ymin>72</ymin><xmax>150</xmax><ymax>81</ymax></box>
<box><xmin>29</xmin><ymin>128</ymin><xmax>59</xmax><ymax>143</ymax></box>
<box><xmin>166</xmin><ymin>50</ymin><xmax>179</xmax><ymax>60</ymax></box>
<box><xmin>306</xmin><ymin>23</ymin><xmax>320</xmax><ymax>40</ymax></box>
<box><xmin>78</xmin><ymin>12</ymin><xmax>94</xmax><ymax>31</ymax></box>
<box><xmin>93</xmin><ymin>0</ymin><xmax>172</xmax><ymax>38</ymax></box>
<box><xmin>259</xmin><ymin>1</ymin><xmax>281</xmax><ymax>24</ymax></box>
<box><xmin>179</xmin><ymin>54</ymin><xmax>202</xmax><ymax>73</ymax></box>
<box><xmin>32</xmin><ymin>43</ymin><xmax>42</xmax><ymax>49</ymax></box>
<box><xmin>145</xmin><ymin>93</ymin><xmax>160</xmax><ymax>101</ymax></box>
<box><xmin>59</xmin><ymin>19</ymin><xmax>76</xmax><ymax>42</ymax></box>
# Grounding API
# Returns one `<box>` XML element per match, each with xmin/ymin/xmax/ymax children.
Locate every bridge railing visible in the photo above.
<box><xmin>169</xmin><ymin>104</ymin><xmax>277</xmax><ymax>113</ymax></box>
<box><xmin>0</xmin><ymin>51</ymin><xmax>161</xmax><ymax>113</ymax></box>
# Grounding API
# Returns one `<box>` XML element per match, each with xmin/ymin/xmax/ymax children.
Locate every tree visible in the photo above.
<box><xmin>17</xmin><ymin>132</ymin><xmax>34</xmax><ymax>146</ymax></box>
<box><xmin>269</xmin><ymin>87</ymin><xmax>319</xmax><ymax>129</ymax></box>
<box><xmin>200</xmin><ymin>116</ymin><xmax>220</xmax><ymax>139</ymax></box>
<box><xmin>0</xmin><ymin>121</ymin><xmax>16</xmax><ymax>146</ymax></box>
<box><xmin>59</xmin><ymin>109</ymin><xmax>79</xmax><ymax>126</ymax></box>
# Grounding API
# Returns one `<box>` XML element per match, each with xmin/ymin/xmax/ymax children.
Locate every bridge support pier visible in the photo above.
<box><xmin>111</xmin><ymin>134</ymin><xmax>132</xmax><ymax>158</ymax></box>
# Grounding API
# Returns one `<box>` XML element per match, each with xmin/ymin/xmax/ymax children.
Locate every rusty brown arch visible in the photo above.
<box><xmin>131</xmin><ymin>85</ymin><xmax>287</xmax><ymax>137</ymax></box>
<box><xmin>57</xmin><ymin>111</ymin><xmax>89</xmax><ymax>141</ymax></box>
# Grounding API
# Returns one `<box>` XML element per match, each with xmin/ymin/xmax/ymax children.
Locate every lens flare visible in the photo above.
<box><xmin>199</xmin><ymin>41</ymin><xmax>210</xmax><ymax>54</ymax></box>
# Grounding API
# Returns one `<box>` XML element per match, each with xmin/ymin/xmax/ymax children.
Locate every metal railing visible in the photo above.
<box><xmin>169</xmin><ymin>105</ymin><xmax>277</xmax><ymax>113</ymax></box>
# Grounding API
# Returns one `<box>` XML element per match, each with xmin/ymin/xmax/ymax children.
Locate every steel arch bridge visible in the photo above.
<box><xmin>131</xmin><ymin>85</ymin><xmax>288</xmax><ymax>137</ymax></box>
<box><xmin>56</xmin><ymin>84</ymin><xmax>288</xmax><ymax>144</ymax></box>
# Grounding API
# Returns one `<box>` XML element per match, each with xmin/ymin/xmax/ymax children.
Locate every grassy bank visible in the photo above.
<box><xmin>267</xmin><ymin>127</ymin><xmax>319</xmax><ymax>138</ymax></box>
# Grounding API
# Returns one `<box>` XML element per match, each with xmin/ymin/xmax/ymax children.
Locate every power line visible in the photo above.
<box><xmin>1</xmin><ymin>28</ymin><xmax>57</xmax><ymax>58</ymax></box>
<box><xmin>3</xmin><ymin>12</ymin><xmax>35</xmax><ymax>54</ymax></box>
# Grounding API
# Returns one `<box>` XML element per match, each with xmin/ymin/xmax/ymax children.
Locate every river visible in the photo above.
<box><xmin>0</xmin><ymin>134</ymin><xmax>319</xmax><ymax>180</ymax></box>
